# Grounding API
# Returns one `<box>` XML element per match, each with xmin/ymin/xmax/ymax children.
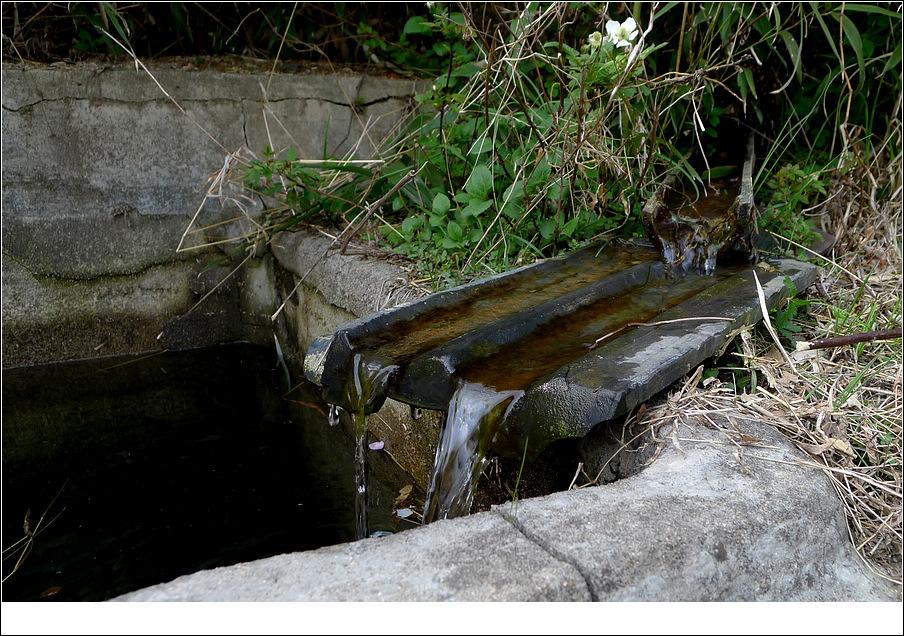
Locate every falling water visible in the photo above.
<box><xmin>327</xmin><ymin>404</ymin><xmax>341</xmax><ymax>427</ymax></box>
<box><xmin>659</xmin><ymin>230</ymin><xmax>727</xmax><ymax>276</ymax></box>
<box><xmin>422</xmin><ymin>381</ymin><xmax>523</xmax><ymax>523</ymax></box>
<box><xmin>341</xmin><ymin>352</ymin><xmax>398</xmax><ymax>540</ymax></box>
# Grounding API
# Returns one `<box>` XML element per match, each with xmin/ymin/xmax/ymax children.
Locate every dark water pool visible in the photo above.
<box><xmin>1</xmin><ymin>344</ymin><xmax>410</xmax><ymax>601</ymax></box>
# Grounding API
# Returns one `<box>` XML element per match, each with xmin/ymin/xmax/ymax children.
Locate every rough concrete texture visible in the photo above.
<box><xmin>498</xmin><ymin>416</ymin><xmax>897</xmax><ymax>601</ymax></box>
<box><xmin>271</xmin><ymin>228</ymin><xmax>426</xmax><ymax>321</ymax></box>
<box><xmin>118</xmin><ymin>508</ymin><xmax>590</xmax><ymax>602</ymax></box>
<box><xmin>1</xmin><ymin>212</ymin><xmax>205</xmax><ymax>279</ymax></box>
<box><xmin>2</xmin><ymin>63</ymin><xmax>419</xmax><ymax>221</ymax></box>
<box><xmin>269</xmin><ymin>228</ymin><xmax>440</xmax><ymax>485</ymax></box>
<box><xmin>117</xmin><ymin>415</ymin><xmax>895</xmax><ymax>601</ymax></box>
<box><xmin>157</xmin><ymin>264</ymin><xmax>247</xmax><ymax>351</ymax></box>
<box><xmin>238</xmin><ymin>254</ymin><xmax>279</xmax><ymax>328</ymax></box>
<box><xmin>2</xmin><ymin>62</ymin><xmax>417</xmax><ymax>366</ymax></box>
<box><xmin>1</xmin><ymin>257</ymin><xmax>197</xmax><ymax>367</ymax></box>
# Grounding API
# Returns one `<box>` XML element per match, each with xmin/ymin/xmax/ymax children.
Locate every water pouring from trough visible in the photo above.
<box><xmin>303</xmin><ymin>132</ymin><xmax>817</xmax><ymax>528</ymax></box>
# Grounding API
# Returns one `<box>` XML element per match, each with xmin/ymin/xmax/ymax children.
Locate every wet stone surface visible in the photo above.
<box><xmin>305</xmin><ymin>230</ymin><xmax>818</xmax><ymax>524</ymax></box>
<box><xmin>309</xmin><ymin>242</ymin><xmax>818</xmax><ymax>463</ymax></box>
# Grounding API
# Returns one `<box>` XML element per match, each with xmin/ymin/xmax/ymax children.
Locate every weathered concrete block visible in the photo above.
<box><xmin>1</xmin><ymin>62</ymin><xmax>419</xmax><ymax>366</ymax></box>
<box><xmin>2</xmin><ymin>95</ymin><xmax>244</xmax><ymax>220</ymax></box>
<box><xmin>270</xmin><ymin>228</ymin><xmax>424</xmax><ymax>320</ymax></box>
<box><xmin>116</xmin><ymin>510</ymin><xmax>590</xmax><ymax>601</ymax></box>
<box><xmin>1</xmin><ymin>213</ymin><xmax>203</xmax><ymax>279</ymax></box>
<box><xmin>1</xmin><ymin>258</ymin><xmax>196</xmax><ymax>366</ymax></box>
<box><xmin>497</xmin><ymin>417</ymin><xmax>896</xmax><ymax>601</ymax></box>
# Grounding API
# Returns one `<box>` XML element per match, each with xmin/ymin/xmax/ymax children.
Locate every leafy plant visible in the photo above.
<box><xmin>277</xmin><ymin>4</ymin><xmax>900</xmax><ymax>286</ymax></box>
<box><xmin>758</xmin><ymin>162</ymin><xmax>827</xmax><ymax>248</ymax></box>
<box><xmin>770</xmin><ymin>276</ymin><xmax>811</xmax><ymax>341</ymax></box>
<box><xmin>223</xmin><ymin>2</ymin><xmax>901</xmax><ymax>287</ymax></box>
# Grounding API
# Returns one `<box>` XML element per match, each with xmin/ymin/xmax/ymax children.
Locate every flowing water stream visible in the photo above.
<box><xmin>421</xmin><ymin>382</ymin><xmax>523</xmax><ymax>523</ymax></box>
<box><xmin>333</xmin><ymin>353</ymin><xmax>397</xmax><ymax>539</ymax></box>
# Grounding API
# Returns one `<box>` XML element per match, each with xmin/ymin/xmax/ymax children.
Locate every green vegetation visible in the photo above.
<box><xmin>4</xmin><ymin>0</ymin><xmax>899</xmax><ymax>582</ymax></box>
<box><xmin>242</xmin><ymin>2</ymin><xmax>901</xmax><ymax>286</ymax></box>
<box><xmin>7</xmin><ymin>2</ymin><xmax>898</xmax><ymax>286</ymax></box>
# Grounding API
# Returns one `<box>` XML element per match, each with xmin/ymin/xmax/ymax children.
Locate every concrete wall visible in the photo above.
<box><xmin>1</xmin><ymin>61</ymin><xmax>420</xmax><ymax>366</ymax></box>
<box><xmin>1</xmin><ymin>60</ymin><xmax>439</xmax><ymax>485</ymax></box>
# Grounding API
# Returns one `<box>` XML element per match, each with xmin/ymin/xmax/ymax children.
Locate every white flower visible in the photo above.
<box><xmin>605</xmin><ymin>17</ymin><xmax>639</xmax><ymax>49</ymax></box>
<box><xmin>587</xmin><ymin>31</ymin><xmax>603</xmax><ymax>51</ymax></box>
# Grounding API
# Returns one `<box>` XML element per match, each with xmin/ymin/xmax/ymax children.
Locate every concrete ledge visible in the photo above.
<box><xmin>1</xmin><ymin>257</ymin><xmax>197</xmax><ymax>367</ymax></box>
<box><xmin>117</xmin><ymin>509</ymin><xmax>590</xmax><ymax>602</ymax></box>
<box><xmin>498</xmin><ymin>417</ymin><xmax>894</xmax><ymax>601</ymax></box>
<box><xmin>271</xmin><ymin>229</ymin><xmax>426</xmax><ymax>323</ymax></box>
<box><xmin>116</xmin><ymin>417</ymin><xmax>895</xmax><ymax>602</ymax></box>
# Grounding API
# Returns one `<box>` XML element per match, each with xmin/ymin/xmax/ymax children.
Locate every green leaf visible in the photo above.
<box><xmin>500</xmin><ymin>179</ymin><xmax>524</xmax><ymax>219</ymax></box>
<box><xmin>837</xmin><ymin>13</ymin><xmax>865</xmax><ymax>88</ymax></box>
<box><xmin>432</xmin><ymin>192</ymin><xmax>451</xmax><ymax>215</ymax></box>
<box><xmin>446</xmin><ymin>220</ymin><xmax>463</xmax><ymax>242</ymax></box>
<box><xmin>442</xmin><ymin>236</ymin><xmax>460</xmax><ymax>250</ymax></box>
<box><xmin>884</xmin><ymin>43</ymin><xmax>902</xmax><ymax>75</ymax></box>
<box><xmin>841</xmin><ymin>4</ymin><xmax>902</xmax><ymax>18</ymax></box>
<box><xmin>778</xmin><ymin>30</ymin><xmax>802</xmax><ymax>88</ymax></box>
<box><xmin>462</xmin><ymin>198</ymin><xmax>494</xmax><ymax>218</ymax></box>
<box><xmin>526</xmin><ymin>156</ymin><xmax>551</xmax><ymax>194</ymax></box>
<box><xmin>741</xmin><ymin>67</ymin><xmax>758</xmax><ymax>100</ymax></box>
<box><xmin>468</xmin><ymin>135</ymin><xmax>493</xmax><ymax>156</ymax></box>
<box><xmin>809</xmin><ymin>3</ymin><xmax>840</xmax><ymax>60</ymax></box>
<box><xmin>538</xmin><ymin>218</ymin><xmax>556</xmax><ymax>240</ymax></box>
<box><xmin>782</xmin><ymin>276</ymin><xmax>798</xmax><ymax>296</ymax></box>
<box><xmin>563</xmin><ymin>216</ymin><xmax>580</xmax><ymax>238</ymax></box>
<box><xmin>702</xmin><ymin>165</ymin><xmax>739</xmax><ymax>180</ymax></box>
<box><xmin>451</xmin><ymin>63</ymin><xmax>482</xmax><ymax>78</ymax></box>
<box><xmin>403</xmin><ymin>16</ymin><xmax>433</xmax><ymax>36</ymax></box>
<box><xmin>464</xmin><ymin>164</ymin><xmax>493</xmax><ymax>199</ymax></box>
<box><xmin>102</xmin><ymin>2</ymin><xmax>130</xmax><ymax>41</ymax></box>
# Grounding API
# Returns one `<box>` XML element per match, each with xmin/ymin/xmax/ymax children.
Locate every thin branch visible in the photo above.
<box><xmin>797</xmin><ymin>329</ymin><xmax>903</xmax><ymax>351</ymax></box>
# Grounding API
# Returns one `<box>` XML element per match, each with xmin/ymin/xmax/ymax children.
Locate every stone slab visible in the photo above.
<box><xmin>496</xmin><ymin>416</ymin><xmax>897</xmax><ymax>601</ymax></box>
<box><xmin>116</xmin><ymin>509</ymin><xmax>590</xmax><ymax>601</ymax></box>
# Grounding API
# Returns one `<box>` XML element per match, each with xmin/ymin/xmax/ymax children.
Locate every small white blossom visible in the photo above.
<box><xmin>605</xmin><ymin>17</ymin><xmax>639</xmax><ymax>49</ymax></box>
<box><xmin>587</xmin><ymin>31</ymin><xmax>603</xmax><ymax>51</ymax></box>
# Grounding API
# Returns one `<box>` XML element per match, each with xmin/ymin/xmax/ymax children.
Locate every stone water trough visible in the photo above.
<box><xmin>2</xmin><ymin>62</ymin><xmax>896</xmax><ymax>601</ymax></box>
<box><xmin>304</xmin><ymin>240</ymin><xmax>815</xmax><ymax>460</ymax></box>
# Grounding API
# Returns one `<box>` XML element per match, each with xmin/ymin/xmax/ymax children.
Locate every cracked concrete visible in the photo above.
<box><xmin>2</xmin><ymin>62</ymin><xmax>420</xmax><ymax>366</ymax></box>
<box><xmin>117</xmin><ymin>416</ymin><xmax>896</xmax><ymax>601</ymax></box>
<box><xmin>497</xmin><ymin>509</ymin><xmax>598</xmax><ymax>601</ymax></box>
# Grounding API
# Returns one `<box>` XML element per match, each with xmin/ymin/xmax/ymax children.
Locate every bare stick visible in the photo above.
<box><xmin>797</xmin><ymin>329</ymin><xmax>903</xmax><ymax>351</ymax></box>
<box><xmin>339</xmin><ymin>165</ymin><xmax>423</xmax><ymax>253</ymax></box>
